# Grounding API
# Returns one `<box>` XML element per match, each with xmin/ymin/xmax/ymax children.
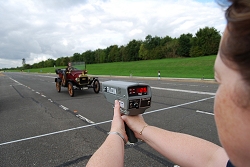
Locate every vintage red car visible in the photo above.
<box><xmin>55</xmin><ymin>62</ymin><xmax>100</xmax><ymax>97</ymax></box>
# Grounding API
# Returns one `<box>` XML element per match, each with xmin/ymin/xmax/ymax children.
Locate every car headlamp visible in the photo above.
<box><xmin>75</xmin><ymin>78</ymin><xmax>80</xmax><ymax>82</ymax></box>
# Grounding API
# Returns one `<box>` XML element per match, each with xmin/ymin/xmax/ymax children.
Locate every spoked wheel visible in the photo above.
<box><xmin>93</xmin><ymin>79</ymin><xmax>100</xmax><ymax>93</ymax></box>
<box><xmin>68</xmin><ymin>82</ymin><xmax>74</xmax><ymax>97</ymax></box>
<box><xmin>56</xmin><ymin>82</ymin><xmax>61</xmax><ymax>92</ymax></box>
<box><xmin>62</xmin><ymin>74</ymin><xmax>67</xmax><ymax>86</ymax></box>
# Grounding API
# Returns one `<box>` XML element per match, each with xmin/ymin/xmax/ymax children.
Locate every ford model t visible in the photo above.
<box><xmin>55</xmin><ymin>62</ymin><xmax>100</xmax><ymax>97</ymax></box>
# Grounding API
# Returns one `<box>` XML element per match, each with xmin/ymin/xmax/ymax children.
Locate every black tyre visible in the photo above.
<box><xmin>93</xmin><ymin>79</ymin><xmax>100</xmax><ymax>93</ymax></box>
<box><xmin>68</xmin><ymin>82</ymin><xmax>74</xmax><ymax>97</ymax></box>
<box><xmin>56</xmin><ymin>82</ymin><xmax>61</xmax><ymax>92</ymax></box>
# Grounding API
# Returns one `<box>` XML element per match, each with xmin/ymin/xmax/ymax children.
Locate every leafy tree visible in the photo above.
<box><xmin>139</xmin><ymin>44</ymin><xmax>149</xmax><ymax>60</ymax></box>
<box><xmin>82</xmin><ymin>50</ymin><xmax>95</xmax><ymax>64</ymax></box>
<box><xmin>189</xmin><ymin>45</ymin><xmax>204</xmax><ymax>57</ymax></box>
<box><xmin>144</xmin><ymin>35</ymin><xmax>161</xmax><ymax>50</ymax></box>
<box><xmin>32</xmin><ymin>63</ymin><xmax>39</xmax><ymax>68</ymax></box>
<box><xmin>124</xmin><ymin>39</ymin><xmax>142</xmax><ymax>61</ymax></box>
<box><xmin>160</xmin><ymin>35</ymin><xmax>173</xmax><ymax>46</ymax></box>
<box><xmin>72</xmin><ymin>53</ymin><xmax>81</xmax><ymax>62</ymax></box>
<box><xmin>94</xmin><ymin>49</ymin><xmax>106</xmax><ymax>63</ymax></box>
<box><xmin>119</xmin><ymin>46</ymin><xmax>126</xmax><ymax>62</ymax></box>
<box><xmin>153</xmin><ymin>46</ymin><xmax>165</xmax><ymax>59</ymax></box>
<box><xmin>44</xmin><ymin>58</ymin><xmax>55</xmax><ymax>67</ymax></box>
<box><xmin>23</xmin><ymin>64</ymin><xmax>32</xmax><ymax>69</ymax></box>
<box><xmin>37</xmin><ymin>61</ymin><xmax>45</xmax><ymax>68</ymax></box>
<box><xmin>55</xmin><ymin>57</ymin><xmax>63</xmax><ymax>66</ymax></box>
<box><xmin>166</xmin><ymin>38</ymin><xmax>179</xmax><ymax>58</ymax></box>
<box><xmin>190</xmin><ymin>27</ymin><xmax>221</xmax><ymax>57</ymax></box>
<box><xmin>108</xmin><ymin>45</ymin><xmax>120</xmax><ymax>62</ymax></box>
<box><xmin>177</xmin><ymin>33</ymin><xmax>192</xmax><ymax>57</ymax></box>
<box><xmin>161</xmin><ymin>36</ymin><xmax>174</xmax><ymax>58</ymax></box>
<box><xmin>61</xmin><ymin>57</ymin><xmax>70</xmax><ymax>66</ymax></box>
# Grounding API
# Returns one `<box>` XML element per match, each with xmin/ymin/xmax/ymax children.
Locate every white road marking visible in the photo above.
<box><xmin>9</xmin><ymin>78</ymin><xmax>22</xmax><ymax>85</ymax></box>
<box><xmin>48</xmin><ymin>99</ymin><xmax>53</xmax><ymax>102</ymax></box>
<box><xmin>76</xmin><ymin>114</ymin><xmax>95</xmax><ymax>124</ymax></box>
<box><xmin>196</xmin><ymin>110</ymin><xmax>214</xmax><ymax>116</ymax></box>
<box><xmin>59</xmin><ymin>105</ymin><xmax>69</xmax><ymax>110</ymax></box>
<box><xmin>0</xmin><ymin>96</ymin><xmax>215</xmax><ymax>146</ymax></box>
<box><xmin>0</xmin><ymin>120</ymin><xmax>111</xmax><ymax>146</ymax></box>
<box><xmin>4</xmin><ymin>75</ymin><xmax>216</xmax><ymax>147</ymax></box>
<box><xmin>151</xmin><ymin>86</ymin><xmax>216</xmax><ymax>95</ymax></box>
<box><xmin>145</xmin><ymin>96</ymin><xmax>214</xmax><ymax>115</ymax></box>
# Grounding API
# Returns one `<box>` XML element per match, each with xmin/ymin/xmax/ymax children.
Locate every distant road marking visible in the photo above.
<box><xmin>48</xmin><ymin>99</ymin><xmax>53</xmax><ymax>102</ymax></box>
<box><xmin>76</xmin><ymin>114</ymin><xmax>95</xmax><ymax>124</ymax></box>
<box><xmin>151</xmin><ymin>86</ymin><xmax>216</xmax><ymax>95</ymax></box>
<box><xmin>196</xmin><ymin>110</ymin><xmax>214</xmax><ymax>116</ymax></box>
<box><xmin>59</xmin><ymin>105</ymin><xmax>69</xmax><ymax>111</ymax></box>
<box><xmin>9</xmin><ymin>78</ymin><xmax>22</xmax><ymax>85</ymax></box>
<box><xmin>0</xmin><ymin>96</ymin><xmax>215</xmax><ymax>146</ymax></box>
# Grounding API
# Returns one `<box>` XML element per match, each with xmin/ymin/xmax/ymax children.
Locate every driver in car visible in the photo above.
<box><xmin>66</xmin><ymin>62</ymin><xmax>73</xmax><ymax>73</ymax></box>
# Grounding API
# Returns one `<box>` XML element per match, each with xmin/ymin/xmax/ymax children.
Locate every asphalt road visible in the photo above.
<box><xmin>0</xmin><ymin>72</ymin><xmax>219</xmax><ymax>167</ymax></box>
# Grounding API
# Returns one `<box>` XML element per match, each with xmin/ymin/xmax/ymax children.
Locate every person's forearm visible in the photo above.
<box><xmin>140</xmin><ymin>126</ymin><xmax>227</xmax><ymax>167</ymax></box>
<box><xmin>86</xmin><ymin>134</ymin><xmax>124</xmax><ymax>167</ymax></box>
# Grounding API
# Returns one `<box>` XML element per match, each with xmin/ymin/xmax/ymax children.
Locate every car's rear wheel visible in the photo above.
<box><xmin>56</xmin><ymin>82</ymin><xmax>61</xmax><ymax>92</ymax></box>
<box><xmin>93</xmin><ymin>79</ymin><xmax>100</xmax><ymax>93</ymax></box>
<box><xmin>68</xmin><ymin>82</ymin><xmax>74</xmax><ymax>97</ymax></box>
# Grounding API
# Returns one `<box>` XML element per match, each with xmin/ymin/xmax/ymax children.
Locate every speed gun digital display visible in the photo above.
<box><xmin>102</xmin><ymin>80</ymin><xmax>152</xmax><ymax>116</ymax></box>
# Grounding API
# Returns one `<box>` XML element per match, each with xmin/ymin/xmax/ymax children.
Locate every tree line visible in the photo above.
<box><xmin>6</xmin><ymin>26</ymin><xmax>221</xmax><ymax>70</ymax></box>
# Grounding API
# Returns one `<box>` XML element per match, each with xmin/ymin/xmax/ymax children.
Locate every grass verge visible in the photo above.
<box><xmin>6</xmin><ymin>55</ymin><xmax>216</xmax><ymax>79</ymax></box>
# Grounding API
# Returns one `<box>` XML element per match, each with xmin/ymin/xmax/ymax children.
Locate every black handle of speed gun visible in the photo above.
<box><xmin>125</xmin><ymin>123</ymin><xmax>138</xmax><ymax>143</ymax></box>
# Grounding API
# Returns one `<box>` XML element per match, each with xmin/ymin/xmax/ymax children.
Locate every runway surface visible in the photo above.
<box><xmin>0</xmin><ymin>72</ymin><xmax>218</xmax><ymax>167</ymax></box>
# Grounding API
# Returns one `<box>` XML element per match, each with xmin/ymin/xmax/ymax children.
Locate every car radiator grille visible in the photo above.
<box><xmin>80</xmin><ymin>77</ymin><xmax>88</xmax><ymax>84</ymax></box>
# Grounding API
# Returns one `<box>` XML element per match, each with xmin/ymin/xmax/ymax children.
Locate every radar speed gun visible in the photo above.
<box><xmin>102</xmin><ymin>80</ymin><xmax>152</xmax><ymax>143</ymax></box>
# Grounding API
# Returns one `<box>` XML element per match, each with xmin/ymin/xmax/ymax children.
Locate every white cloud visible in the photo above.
<box><xmin>27</xmin><ymin>53</ymin><xmax>57</xmax><ymax>65</ymax></box>
<box><xmin>0</xmin><ymin>0</ymin><xmax>226</xmax><ymax>69</ymax></box>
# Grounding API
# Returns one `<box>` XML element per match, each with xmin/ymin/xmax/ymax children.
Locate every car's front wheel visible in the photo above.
<box><xmin>68</xmin><ymin>82</ymin><xmax>74</xmax><ymax>97</ymax></box>
<box><xmin>93</xmin><ymin>79</ymin><xmax>100</xmax><ymax>93</ymax></box>
<box><xmin>56</xmin><ymin>82</ymin><xmax>61</xmax><ymax>92</ymax></box>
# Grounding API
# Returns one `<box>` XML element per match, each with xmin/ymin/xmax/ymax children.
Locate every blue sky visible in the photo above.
<box><xmin>0</xmin><ymin>0</ymin><xmax>225</xmax><ymax>69</ymax></box>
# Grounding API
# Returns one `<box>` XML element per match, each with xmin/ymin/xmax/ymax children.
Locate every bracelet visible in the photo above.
<box><xmin>139</xmin><ymin>125</ymin><xmax>148</xmax><ymax>135</ymax></box>
<box><xmin>107</xmin><ymin>131</ymin><xmax>126</xmax><ymax>144</ymax></box>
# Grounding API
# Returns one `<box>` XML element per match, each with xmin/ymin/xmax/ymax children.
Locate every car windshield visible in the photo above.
<box><xmin>70</xmin><ymin>62</ymin><xmax>86</xmax><ymax>70</ymax></box>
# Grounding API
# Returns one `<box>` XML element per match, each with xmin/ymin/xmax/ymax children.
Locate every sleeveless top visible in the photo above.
<box><xmin>227</xmin><ymin>160</ymin><xmax>235</xmax><ymax>167</ymax></box>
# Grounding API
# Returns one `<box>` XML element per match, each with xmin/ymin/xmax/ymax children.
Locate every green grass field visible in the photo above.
<box><xmin>7</xmin><ymin>55</ymin><xmax>216</xmax><ymax>79</ymax></box>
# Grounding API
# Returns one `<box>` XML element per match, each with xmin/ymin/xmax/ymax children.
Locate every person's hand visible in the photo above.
<box><xmin>110</xmin><ymin>100</ymin><xmax>128</xmax><ymax>142</ymax></box>
<box><xmin>122</xmin><ymin>114</ymin><xmax>147</xmax><ymax>140</ymax></box>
